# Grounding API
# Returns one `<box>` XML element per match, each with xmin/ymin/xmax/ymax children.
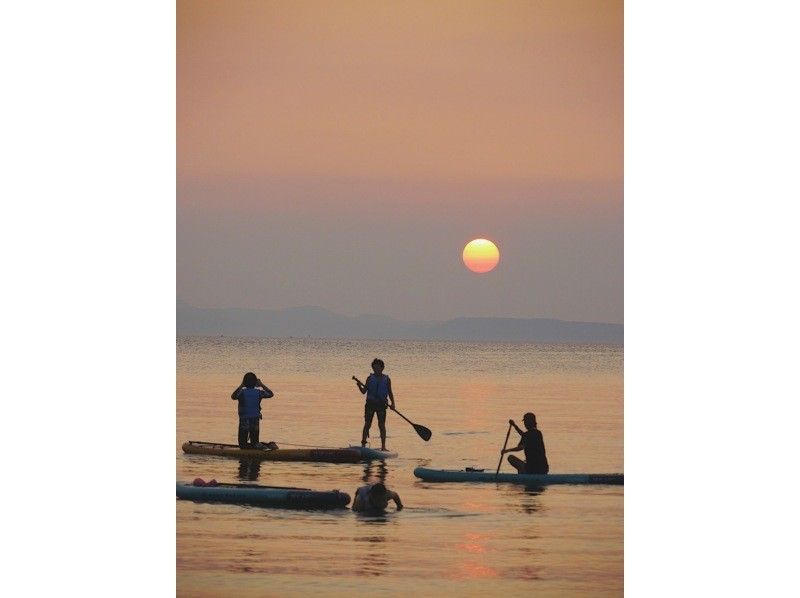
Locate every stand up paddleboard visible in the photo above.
<box><xmin>176</xmin><ymin>481</ymin><xmax>351</xmax><ymax>509</ymax></box>
<box><xmin>182</xmin><ymin>440</ymin><xmax>397</xmax><ymax>462</ymax></box>
<box><xmin>414</xmin><ymin>467</ymin><xmax>623</xmax><ymax>486</ymax></box>
<box><xmin>349</xmin><ymin>445</ymin><xmax>398</xmax><ymax>460</ymax></box>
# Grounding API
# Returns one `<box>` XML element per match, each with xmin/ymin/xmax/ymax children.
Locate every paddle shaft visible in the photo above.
<box><xmin>188</xmin><ymin>440</ymin><xmax>276</xmax><ymax>449</ymax></box>
<box><xmin>193</xmin><ymin>482</ymin><xmax>309</xmax><ymax>490</ymax></box>
<box><xmin>391</xmin><ymin>407</ymin><xmax>432</xmax><ymax>441</ymax></box>
<box><xmin>353</xmin><ymin>376</ymin><xmax>432</xmax><ymax>441</ymax></box>
<box><xmin>391</xmin><ymin>407</ymin><xmax>414</xmax><ymax>426</ymax></box>
<box><xmin>496</xmin><ymin>423</ymin><xmax>513</xmax><ymax>477</ymax></box>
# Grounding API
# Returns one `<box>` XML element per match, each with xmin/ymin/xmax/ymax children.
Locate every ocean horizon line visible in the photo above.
<box><xmin>177</xmin><ymin>303</ymin><xmax>623</xmax><ymax>345</ymax></box>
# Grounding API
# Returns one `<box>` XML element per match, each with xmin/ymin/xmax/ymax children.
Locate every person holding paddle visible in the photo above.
<box><xmin>352</xmin><ymin>358</ymin><xmax>395</xmax><ymax>451</ymax></box>
<box><xmin>502</xmin><ymin>412</ymin><xmax>549</xmax><ymax>474</ymax></box>
<box><xmin>231</xmin><ymin>372</ymin><xmax>274</xmax><ymax>449</ymax></box>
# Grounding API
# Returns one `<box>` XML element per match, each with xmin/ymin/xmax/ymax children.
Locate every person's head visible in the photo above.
<box><xmin>523</xmin><ymin>412</ymin><xmax>537</xmax><ymax>430</ymax></box>
<box><xmin>242</xmin><ymin>372</ymin><xmax>258</xmax><ymax>388</ymax></box>
<box><xmin>371</xmin><ymin>358</ymin><xmax>385</xmax><ymax>374</ymax></box>
<box><xmin>368</xmin><ymin>482</ymin><xmax>390</xmax><ymax>509</ymax></box>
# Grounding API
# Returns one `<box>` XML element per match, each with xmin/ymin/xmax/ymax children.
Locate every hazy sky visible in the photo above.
<box><xmin>177</xmin><ymin>0</ymin><xmax>622</xmax><ymax>324</ymax></box>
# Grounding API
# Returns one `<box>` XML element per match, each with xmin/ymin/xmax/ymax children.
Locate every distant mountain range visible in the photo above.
<box><xmin>177</xmin><ymin>302</ymin><xmax>623</xmax><ymax>344</ymax></box>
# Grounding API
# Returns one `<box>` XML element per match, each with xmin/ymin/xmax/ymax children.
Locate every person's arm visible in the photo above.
<box><xmin>257</xmin><ymin>379</ymin><xmax>274</xmax><ymax>398</ymax></box>
<box><xmin>352</xmin><ymin>488</ymin><xmax>365</xmax><ymax>511</ymax></box>
<box><xmin>387</xmin><ymin>377</ymin><xmax>395</xmax><ymax>410</ymax></box>
<box><xmin>502</xmin><ymin>442</ymin><xmax>524</xmax><ymax>454</ymax></box>
<box><xmin>231</xmin><ymin>386</ymin><xmax>243</xmax><ymax>400</ymax></box>
<box><xmin>508</xmin><ymin>419</ymin><xmax>524</xmax><ymax>435</ymax></box>
<box><xmin>352</xmin><ymin>375</ymin><xmax>368</xmax><ymax>395</ymax></box>
<box><xmin>390</xmin><ymin>491</ymin><xmax>403</xmax><ymax>511</ymax></box>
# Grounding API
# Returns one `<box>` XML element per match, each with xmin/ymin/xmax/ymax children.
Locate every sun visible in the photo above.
<box><xmin>462</xmin><ymin>239</ymin><xmax>500</xmax><ymax>273</ymax></box>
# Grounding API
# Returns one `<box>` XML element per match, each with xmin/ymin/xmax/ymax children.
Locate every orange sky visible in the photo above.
<box><xmin>177</xmin><ymin>1</ymin><xmax>623</xmax><ymax>323</ymax></box>
<box><xmin>178</xmin><ymin>0</ymin><xmax>622</xmax><ymax>185</ymax></box>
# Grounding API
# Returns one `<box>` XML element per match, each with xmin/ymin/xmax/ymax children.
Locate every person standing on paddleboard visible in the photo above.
<box><xmin>231</xmin><ymin>372</ymin><xmax>274</xmax><ymax>449</ymax></box>
<box><xmin>352</xmin><ymin>358</ymin><xmax>395</xmax><ymax>451</ymax></box>
<box><xmin>502</xmin><ymin>412</ymin><xmax>549</xmax><ymax>474</ymax></box>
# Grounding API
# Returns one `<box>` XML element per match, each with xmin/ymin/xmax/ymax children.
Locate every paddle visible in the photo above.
<box><xmin>495</xmin><ymin>422</ymin><xmax>513</xmax><ymax>477</ymax></box>
<box><xmin>352</xmin><ymin>376</ymin><xmax>432</xmax><ymax>441</ymax></box>
<box><xmin>187</xmin><ymin>440</ymin><xmax>278</xmax><ymax>450</ymax></box>
<box><xmin>390</xmin><ymin>407</ymin><xmax>432</xmax><ymax>441</ymax></box>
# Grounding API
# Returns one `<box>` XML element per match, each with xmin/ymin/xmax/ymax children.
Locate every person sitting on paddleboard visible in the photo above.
<box><xmin>352</xmin><ymin>482</ymin><xmax>403</xmax><ymax>513</ymax></box>
<box><xmin>231</xmin><ymin>372</ymin><xmax>274</xmax><ymax>449</ymax></box>
<box><xmin>352</xmin><ymin>358</ymin><xmax>395</xmax><ymax>451</ymax></box>
<box><xmin>502</xmin><ymin>412</ymin><xmax>549</xmax><ymax>474</ymax></box>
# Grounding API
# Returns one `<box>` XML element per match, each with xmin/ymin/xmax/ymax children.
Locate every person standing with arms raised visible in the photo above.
<box><xmin>352</xmin><ymin>358</ymin><xmax>395</xmax><ymax>451</ymax></box>
<box><xmin>231</xmin><ymin>372</ymin><xmax>274</xmax><ymax>449</ymax></box>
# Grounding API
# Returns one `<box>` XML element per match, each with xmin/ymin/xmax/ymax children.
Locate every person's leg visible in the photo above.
<box><xmin>250</xmin><ymin>417</ymin><xmax>260</xmax><ymax>445</ymax></box>
<box><xmin>362</xmin><ymin>404</ymin><xmax>375</xmax><ymax>446</ymax></box>
<box><xmin>507</xmin><ymin>455</ymin><xmax>526</xmax><ymax>473</ymax></box>
<box><xmin>376</xmin><ymin>409</ymin><xmax>388</xmax><ymax>450</ymax></box>
<box><xmin>238</xmin><ymin>417</ymin><xmax>249</xmax><ymax>448</ymax></box>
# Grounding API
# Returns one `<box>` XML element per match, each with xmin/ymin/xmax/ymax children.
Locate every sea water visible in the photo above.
<box><xmin>177</xmin><ymin>336</ymin><xmax>623</xmax><ymax>596</ymax></box>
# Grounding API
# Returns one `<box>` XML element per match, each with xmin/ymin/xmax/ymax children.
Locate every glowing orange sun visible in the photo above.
<box><xmin>462</xmin><ymin>238</ymin><xmax>500</xmax><ymax>273</ymax></box>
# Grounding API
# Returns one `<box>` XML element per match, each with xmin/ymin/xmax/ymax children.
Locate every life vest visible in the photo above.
<box><xmin>365</xmin><ymin>374</ymin><xmax>389</xmax><ymax>405</ymax></box>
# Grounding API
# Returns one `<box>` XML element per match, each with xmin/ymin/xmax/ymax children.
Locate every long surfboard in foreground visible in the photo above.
<box><xmin>183</xmin><ymin>440</ymin><xmax>396</xmax><ymax>462</ymax></box>
<box><xmin>414</xmin><ymin>467</ymin><xmax>623</xmax><ymax>486</ymax></box>
<box><xmin>177</xmin><ymin>481</ymin><xmax>351</xmax><ymax>509</ymax></box>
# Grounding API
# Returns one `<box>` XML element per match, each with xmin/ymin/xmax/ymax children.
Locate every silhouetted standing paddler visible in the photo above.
<box><xmin>352</xmin><ymin>358</ymin><xmax>395</xmax><ymax>451</ymax></box>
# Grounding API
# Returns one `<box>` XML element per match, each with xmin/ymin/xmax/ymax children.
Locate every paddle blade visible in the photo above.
<box><xmin>414</xmin><ymin>424</ymin><xmax>432</xmax><ymax>441</ymax></box>
<box><xmin>391</xmin><ymin>408</ymin><xmax>432</xmax><ymax>441</ymax></box>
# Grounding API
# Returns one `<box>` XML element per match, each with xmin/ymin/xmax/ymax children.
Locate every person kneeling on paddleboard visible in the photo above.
<box><xmin>352</xmin><ymin>482</ymin><xmax>403</xmax><ymax>513</ymax></box>
<box><xmin>231</xmin><ymin>372</ymin><xmax>274</xmax><ymax>449</ymax></box>
<box><xmin>502</xmin><ymin>412</ymin><xmax>549</xmax><ymax>474</ymax></box>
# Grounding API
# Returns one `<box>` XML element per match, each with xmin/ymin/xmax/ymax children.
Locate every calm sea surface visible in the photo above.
<box><xmin>177</xmin><ymin>336</ymin><xmax>623</xmax><ymax>596</ymax></box>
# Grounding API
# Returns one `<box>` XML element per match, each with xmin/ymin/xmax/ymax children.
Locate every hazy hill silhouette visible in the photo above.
<box><xmin>177</xmin><ymin>302</ymin><xmax>622</xmax><ymax>344</ymax></box>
